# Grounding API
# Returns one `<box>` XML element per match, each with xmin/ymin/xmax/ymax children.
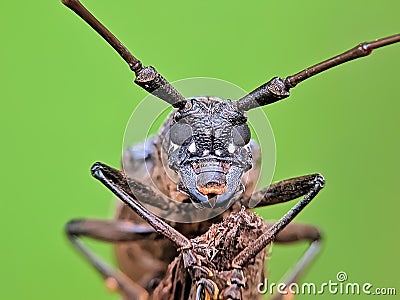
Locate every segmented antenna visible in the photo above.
<box><xmin>62</xmin><ymin>0</ymin><xmax>186</xmax><ymax>108</ymax></box>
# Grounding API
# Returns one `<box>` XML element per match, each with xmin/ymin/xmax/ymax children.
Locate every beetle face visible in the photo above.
<box><xmin>166</xmin><ymin>97</ymin><xmax>253</xmax><ymax>208</ymax></box>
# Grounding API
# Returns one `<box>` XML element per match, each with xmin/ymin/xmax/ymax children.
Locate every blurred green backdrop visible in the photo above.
<box><xmin>1</xmin><ymin>0</ymin><xmax>399</xmax><ymax>299</ymax></box>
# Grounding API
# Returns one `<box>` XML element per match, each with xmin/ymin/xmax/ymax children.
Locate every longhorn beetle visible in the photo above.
<box><xmin>62</xmin><ymin>1</ymin><xmax>400</xmax><ymax>299</ymax></box>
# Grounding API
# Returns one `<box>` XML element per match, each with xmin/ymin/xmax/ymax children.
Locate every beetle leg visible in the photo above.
<box><xmin>91</xmin><ymin>161</ymin><xmax>192</xmax><ymax>249</ymax></box>
<box><xmin>223</xmin><ymin>267</ymin><xmax>245</xmax><ymax>300</ymax></box>
<box><xmin>267</xmin><ymin>223</ymin><xmax>322</xmax><ymax>300</ymax></box>
<box><xmin>66</xmin><ymin>218</ymin><xmax>159</xmax><ymax>242</ymax></box>
<box><xmin>66</xmin><ymin>219</ymin><xmax>154</xmax><ymax>300</ymax></box>
<box><xmin>245</xmin><ymin>173</ymin><xmax>322</xmax><ymax>209</ymax></box>
<box><xmin>232</xmin><ymin>174</ymin><xmax>324</xmax><ymax>268</ymax></box>
<box><xmin>196</xmin><ymin>278</ymin><xmax>219</xmax><ymax>300</ymax></box>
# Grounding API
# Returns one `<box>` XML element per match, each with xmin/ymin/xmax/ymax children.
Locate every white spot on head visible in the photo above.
<box><xmin>188</xmin><ymin>142</ymin><xmax>196</xmax><ymax>153</ymax></box>
<box><xmin>228</xmin><ymin>143</ymin><xmax>236</xmax><ymax>154</ymax></box>
<box><xmin>171</xmin><ymin>142</ymin><xmax>179</xmax><ymax>151</ymax></box>
<box><xmin>203</xmin><ymin>149</ymin><xmax>210</xmax><ymax>156</ymax></box>
<box><xmin>215</xmin><ymin>149</ymin><xmax>222</xmax><ymax>156</ymax></box>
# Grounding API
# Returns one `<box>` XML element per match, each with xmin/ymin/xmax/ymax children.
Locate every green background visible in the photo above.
<box><xmin>1</xmin><ymin>0</ymin><xmax>399</xmax><ymax>299</ymax></box>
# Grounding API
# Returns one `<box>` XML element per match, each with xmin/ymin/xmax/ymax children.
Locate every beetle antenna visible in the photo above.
<box><xmin>236</xmin><ymin>34</ymin><xmax>400</xmax><ymax>111</ymax></box>
<box><xmin>61</xmin><ymin>0</ymin><xmax>186</xmax><ymax>108</ymax></box>
<box><xmin>284</xmin><ymin>34</ymin><xmax>400</xmax><ymax>88</ymax></box>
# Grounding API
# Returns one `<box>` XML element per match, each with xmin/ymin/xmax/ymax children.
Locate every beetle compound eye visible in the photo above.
<box><xmin>170</xmin><ymin>122</ymin><xmax>193</xmax><ymax>145</ymax></box>
<box><xmin>232</xmin><ymin>124</ymin><xmax>251</xmax><ymax>146</ymax></box>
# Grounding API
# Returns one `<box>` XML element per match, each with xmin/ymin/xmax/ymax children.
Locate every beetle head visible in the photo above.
<box><xmin>165</xmin><ymin>97</ymin><xmax>252</xmax><ymax>208</ymax></box>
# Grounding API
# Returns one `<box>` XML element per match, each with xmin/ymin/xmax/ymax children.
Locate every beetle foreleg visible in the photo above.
<box><xmin>268</xmin><ymin>223</ymin><xmax>322</xmax><ymax>300</ymax></box>
<box><xmin>233</xmin><ymin>174</ymin><xmax>324</xmax><ymax>268</ymax></box>
<box><xmin>91</xmin><ymin>162</ymin><xmax>192</xmax><ymax>249</ymax></box>
<box><xmin>246</xmin><ymin>173</ymin><xmax>322</xmax><ymax>209</ymax></box>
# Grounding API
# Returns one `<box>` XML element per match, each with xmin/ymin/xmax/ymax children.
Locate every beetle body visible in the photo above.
<box><xmin>116</xmin><ymin>97</ymin><xmax>262</xmax><ymax>294</ymax></box>
<box><xmin>61</xmin><ymin>1</ymin><xmax>400</xmax><ymax>299</ymax></box>
<box><xmin>152</xmin><ymin>209</ymin><xmax>268</xmax><ymax>300</ymax></box>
